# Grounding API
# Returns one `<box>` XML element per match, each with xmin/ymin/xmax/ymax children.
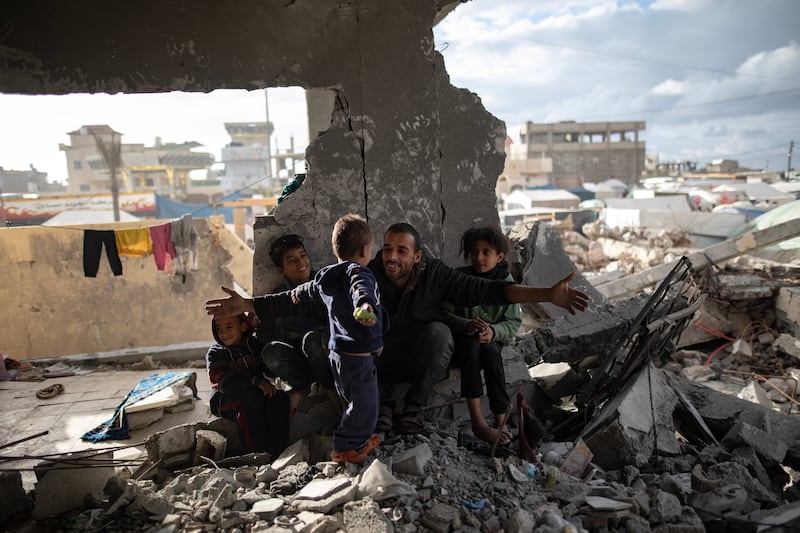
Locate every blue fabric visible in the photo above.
<box><xmin>155</xmin><ymin>194</ymin><xmax>240</xmax><ymax>222</ymax></box>
<box><xmin>81</xmin><ymin>371</ymin><xmax>194</xmax><ymax>442</ymax></box>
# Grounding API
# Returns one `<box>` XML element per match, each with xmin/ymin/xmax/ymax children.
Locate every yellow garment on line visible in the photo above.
<box><xmin>115</xmin><ymin>227</ymin><xmax>153</xmax><ymax>257</ymax></box>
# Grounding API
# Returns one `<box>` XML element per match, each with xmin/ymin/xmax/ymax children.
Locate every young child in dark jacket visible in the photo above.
<box><xmin>292</xmin><ymin>214</ymin><xmax>388</xmax><ymax>464</ymax></box>
<box><xmin>206</xmin><ymin>312</ymin><xmax>290</xmax><ymax>456</ymax></box>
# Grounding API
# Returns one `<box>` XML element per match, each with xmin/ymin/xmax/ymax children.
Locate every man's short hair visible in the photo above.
<box><xmin>332</xmin><ymin>214</ymin><xmax>372</xmax><ymax>259</ymax></box>
<box><xmin>269</xmin><ymin>234</ymin><xmax>305</xmax><ymax>267</ymax></box>
<box><xmin>384</xmin><ymin>222</ymin><xmax>420</xmax><ymax>251</ymax></box>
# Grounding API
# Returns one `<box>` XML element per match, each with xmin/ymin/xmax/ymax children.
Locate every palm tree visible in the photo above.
<box><xmin>93</xmin><ymin>130</ymin><xmax>122</xmax><ymax>222</ymax></box>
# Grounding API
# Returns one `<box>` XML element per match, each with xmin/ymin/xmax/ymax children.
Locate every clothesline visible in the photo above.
<box><xmin>83</xmin><ymin>213</ymin><xmax>200</xmax><ymax>277</ymax></box>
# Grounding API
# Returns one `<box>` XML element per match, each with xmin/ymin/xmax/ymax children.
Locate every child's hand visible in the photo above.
<box><xmin>205</xmin><ymin>286</ymin><xmax>254</xmax><ymax>317</ymax></box>
<box><xmin>476</xmin><ymin>326</ymin><xmax>494</xmax><ymax>344</ymax></box>
<box><xmin>353</xmin><ymin>304</ymin><xmax>377</xmax><ymax>326</ymax></box>
<box><xmin>466</xmin><ymin>318</ymin><xmax>490</xmax><ymax>338</ymax></box>
<box><xmin>256</xmin><ymin>378</ymin><xmax>276</xmax><ymax>398</ymax></box>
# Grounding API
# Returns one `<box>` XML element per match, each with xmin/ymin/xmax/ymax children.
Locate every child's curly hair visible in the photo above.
<box><xmin>459</xmin><ymin>226</ymin><xmax>510</xmax><ymax>265</ymax></box>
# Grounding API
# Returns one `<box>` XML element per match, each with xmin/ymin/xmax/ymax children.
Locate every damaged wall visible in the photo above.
<box><xmin>0</xmin><ymin>1</ymin><xmax>505</xmax><ymax>295</ymax></box>
<box><xmin>0</xmin><ymin>220</ymin><xmax>249</xmax><ymax>359</ymax></box>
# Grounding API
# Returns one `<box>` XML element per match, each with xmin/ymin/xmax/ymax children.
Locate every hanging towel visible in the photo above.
<box><xmin>83</xmin><ymin>230</ymin><xmax>123</xmax><ymax>277</ymax></box>
<box><xmin>114</xmin><ymin>227</ymin><xmax>153</xmax><ymax>258</ymax></box>
<box><xmin>170</xmin><ymin>214</ymin><xmax>199</xmax><ymax>271</ymax></box>
<box><xmin>149</xmin><ymin>223</ymin><xmax>176</xmax><ymax>272</ymax></box>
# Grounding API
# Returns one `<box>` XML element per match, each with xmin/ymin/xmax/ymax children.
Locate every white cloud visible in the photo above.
<box><xmin>435</xmin><ymin>0</ymin><xmax>800</xmax><ymax>165</ymax></box>
<box><xmin>650</xmin><ymin>79</ymin><xmax>687</xmax><ymax>96</ymax></box>
<box><xmin>650</xmin><ymin>0</ymin><xmax>715</xmax><ymax>12</ymax></box>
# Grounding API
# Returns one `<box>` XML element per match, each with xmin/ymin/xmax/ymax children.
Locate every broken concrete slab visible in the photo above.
<box><xmin>582</xmin><ymin>366</ymin><xmax>682</xmax><ymax>470</ymax></box>
<box><xmin>291</xmin><ymin>476</ymin><xmax>357</xmax><ymax>514</ymax></box>
<box><xmin>508</xmin><ymin>220</ymin><xmax>606</xmax><ymax>319</ymax></box>
<box><xmin>721</xmin><ymin>420</ymin><xmax>788</xmax><ymax>466</ymax></box>
<box><xmin>674</xmin><ymin>378</ymin><xmax>800</xmax><ymax>469</ymax></box>
<box><xmin>775</xmin><ymin>333</ymin><xmax>800</xmax><ymax>359</ymax></box>
<box><xmin>33</xmin><ymin>451</ymin><xmax>114</xmax><ymax>519</ymax></box>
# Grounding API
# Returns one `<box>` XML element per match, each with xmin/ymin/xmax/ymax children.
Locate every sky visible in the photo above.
<box><xmin>1</xmin><ymin>0</ymin><xmax>799</xmax><ymax>186</ymax></box>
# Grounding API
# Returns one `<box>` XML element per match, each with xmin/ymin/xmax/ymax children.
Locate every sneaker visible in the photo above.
<box><xmin>330</xmin><ymin>435</ymin><xmax>381</xmax><ymax>464</ymax></box>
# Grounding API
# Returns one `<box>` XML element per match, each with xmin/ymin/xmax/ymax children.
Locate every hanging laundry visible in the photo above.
<box><xmin>114</xmin><ymin>227</ymin><xmax>153</xmax><ymax>258</ymax></box>
<box><xmin>170</xmin><ymin>213</ymin><xmax>199</xmax><ymax>271</ymax></box>
<box><xmin>149</xmin><ymin>222</ymin><xmax>176</xmax><ymax>272</ymax></box>
<box><xmin>83</xmin><ymin>229</ymin><xmax>123</xmax><ymax>277</ymax></box>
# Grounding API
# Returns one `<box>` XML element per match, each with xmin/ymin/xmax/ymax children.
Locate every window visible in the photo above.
<box><xmin>79</xmin><ymin>184</ymin><xmax>90</xmax><ymax>191</ymax></box>
<box><xmin>74</xmin><ymin>161</ymin><xmax>82</xmax><ymax>170</ymax></box>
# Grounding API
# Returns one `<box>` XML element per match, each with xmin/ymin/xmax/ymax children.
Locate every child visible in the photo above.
<box><xmin>292</xmin><ymin>214</ymin><xmax>387</xmax><ymax>464</ymax></box>
<box><xmin>269</xmin><ymin>234</ymin><xmax>314</xmax><ymax>292</ymax></box>
<box><xmin>263</xmin><ymin>234</ymin><xmax>332</xmax><ymax>408</ymax></box>
<box><xmin>206</xmin><ymin>312</ymin><xmax>290</xmax><ymax>456</ymax></box>
<box><xmin>444</xmin><ymin>226</ymin><xmax>521</xmax><ymax>446</ymax></box>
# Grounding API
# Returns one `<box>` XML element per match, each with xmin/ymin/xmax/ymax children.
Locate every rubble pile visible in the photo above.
<box><xmin>9</xmin><ymin>257</ymin><xmax>798</xmax><ymax>532</ymax></box>
<box><xmin>563</xmin><ymin>220</ymin><xmax>696</xmax><ymax>274</ymax></box>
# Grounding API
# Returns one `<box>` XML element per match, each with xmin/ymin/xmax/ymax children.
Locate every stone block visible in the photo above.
<box><xmin>422</xmin><ymin>502</ymin><xmax>461</xmax><ymax>533</ymax></box>
<box><xmin>194</xmin><ymin>429</ymin><xmax>227</xmax><ymax>465</ymax></box>
<box><xmin>272</xmin><ymin>439</ymin><xmax>309</xmax><ymax>471</ymax></box>
<box><xmin>583</xmin><ymin>366</ymin><xmax>681</xmax><ymax>470</ymax></box>
<box><xmin>736</xmin><ymin>382</ymin><xmax>772</xmax><ymax>408</ymax></box>
<box><xmin>343</xmin><ymin>498</ymin><xmax>393</xmax><ymax>532</ymax></box>
<box><xmin>775</xmin><ymin>334</ymin><xmax>800</xmax><ymax>360</ymax></box>
<box><xmin>776</xmin><ymin>287</ymin><xmax>800</xmax><ymax>336</ymax></box>
<box><xmin>0</xmin><ymin>471</ymin><xmax>32</xmax><ymax>526</ymax></box>
<box><xmin>33</xmin><ymin>452</ymin><xmax>114</xmax><ymax>519</ymax></box>
<box><xmin>680</xmin><ymin>365</ymin><xmax>714</xmax><ymax>383</ymax></box>
<box><xmin>504</xmin><ymin>508</ymin><xmax>535</xmax><ymax>533</ymax></box>
<box><xmin>127</xmin><ymin>407</ymin><xmax>165</xmax><ymax>430</ymax></box>
<box><xmin>722</xmin><ymin>421</ymin><xmax>788</xmax><ymax>466</ymax></box>
<box><xmin>251</xmin><ymin>498</ymin><xmax>284</xmax><ymax>520</ymax></box>
<box><xmin>649</xmin><ymin>490</ymin><xmax>681</xmax><ymax>524</ymax></box>
<box><xmin>291</xmin><ymin>477</ymin><xmax>357</xmax><ymax>514</ymax></box>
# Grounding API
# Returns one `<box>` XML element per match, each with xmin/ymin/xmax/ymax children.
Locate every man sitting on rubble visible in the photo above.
<box><xmin>206</xmin><ymin>222</ymin><xmax>590</xmax><ymax>434</ymax></box>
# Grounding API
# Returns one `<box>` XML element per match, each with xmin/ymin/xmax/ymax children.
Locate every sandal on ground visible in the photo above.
<box><xmin>375</xmin><ymin>405</ymin><xmax>394</xmax><ymax>432</ymax></box>
<box><xmin>36</xmin><ymin>383</ymin><xmax>65</xmax><ymax>399</ymax></box>
<box><xmin>398</xmin><ymin>409</ymin><xmax>423</xmax><ymax>435</ymax></box>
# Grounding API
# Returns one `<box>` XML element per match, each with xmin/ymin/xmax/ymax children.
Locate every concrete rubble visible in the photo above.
<box><xmin>5</xmin><ymin>222</ymin><xmax>800</xmax><ymax>532</ymax></box>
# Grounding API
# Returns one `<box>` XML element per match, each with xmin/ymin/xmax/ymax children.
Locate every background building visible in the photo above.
<box><xmin>221</xmin><ymin>122</ymin><xmax>273</xmax><ymax>195</ymax></box>
<box><xmin>0</xmin><ymin>165</ymin><xmax>62</xmax><ymax>194</ymax></box>
<box><xmin>60</xmin><ymin>125</ymin><xmax>215</xmax><ymax>199</ymax></box>
<box><xmin>508</xmin><ymin>120</ymin><xmax>646</xmax><ymax>189</ymax></box>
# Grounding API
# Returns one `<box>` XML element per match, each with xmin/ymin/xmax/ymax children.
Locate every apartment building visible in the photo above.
<box><xmin>60</xmin><ymin>125</ymin><xmax>214</xmax><ymax>199</ymax></box>
<box><xmin>508</xmin><ymin>120</ymin><xmax>646</xmax><ymax>189</ymax></box>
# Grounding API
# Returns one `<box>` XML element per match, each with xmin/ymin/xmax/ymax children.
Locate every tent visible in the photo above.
<box><xmin>728</xmin><ymin>199</ymin><xmax>800</xmax><ymax>263</ymax></box>
<box><xmin>42</xmin><ymin>209</ymin><xmax>140</xmax><ymax>226</ymax></box>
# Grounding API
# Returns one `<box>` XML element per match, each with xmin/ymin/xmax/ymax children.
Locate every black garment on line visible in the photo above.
<box><xmin>83</xmin><ymin>229</ymin><xmax>123</xmax><ymax>277</ymax></box>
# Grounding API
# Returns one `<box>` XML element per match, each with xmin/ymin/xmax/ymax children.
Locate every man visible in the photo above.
<box><xmin>205</xmin><ymin>222</ymin><xmax>589</xmax><ymax>433</ymax></box>
<box><xmin>367</xmin><ymin>223</ymin><xmax>589</xmax><ymax>433</ymax></box>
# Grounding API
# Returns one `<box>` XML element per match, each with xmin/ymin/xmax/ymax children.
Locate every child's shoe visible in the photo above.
<box><xmin>330</xmin><ymin>435</ymin><xmax>381</xmax><ymax>464</ymax></box>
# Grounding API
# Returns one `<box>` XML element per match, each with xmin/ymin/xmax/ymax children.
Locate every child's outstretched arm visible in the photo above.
<box><xmin>205</xmin><ymin>286</ymin><xmax>255</xmax><ymax>318</ymax></box>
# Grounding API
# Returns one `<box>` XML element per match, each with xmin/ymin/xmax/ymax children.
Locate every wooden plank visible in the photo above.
<box><xmin>595</xmin><ymin>217</ymin><xmax>800</xmax><ymax>301</ymax></box>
